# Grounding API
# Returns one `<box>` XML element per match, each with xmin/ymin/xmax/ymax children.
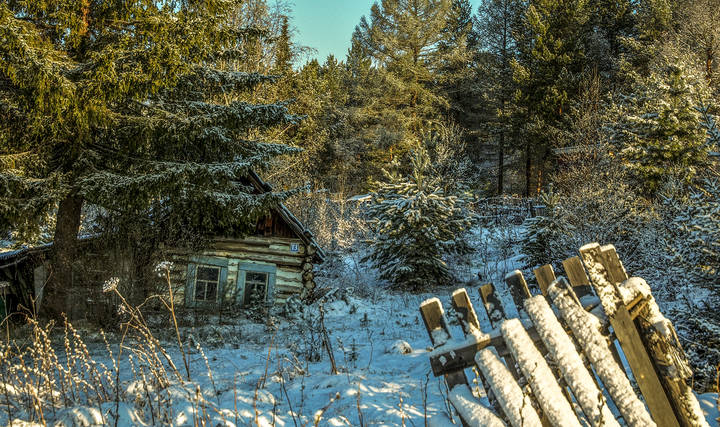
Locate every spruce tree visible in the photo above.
<box><xmin>0</xmin><ymin>1</ymin><xmax>300</xmax><ymax>317</ymax></box>
<box><xmin>364</xmin><ymin>146</ymin><xmax>475</xmax><ymax>291</ymax></box>
<box><xmin>614</xmin><ymin>63</ymin><xmax>708</xmax><ymax>194</ymax></box>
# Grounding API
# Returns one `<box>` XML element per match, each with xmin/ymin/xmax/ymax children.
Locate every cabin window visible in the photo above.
<box><xmin>194</xmin><ymin>266</ymin><xmax>220</xmax><ymax>302</ymax></box>
<box><xmin>238</xmin><ymin>263</ymin><xmax>276</xmax><ymax>307</ymax></box>
<box><xmin>186</xmin><ymin>256</ymin><xmax>228</xmax><ymax>307</ymax></box>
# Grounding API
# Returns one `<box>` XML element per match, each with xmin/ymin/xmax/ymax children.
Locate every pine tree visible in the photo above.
<box><xmin>475</xmin><ymin>0</ymin><xmax>523</xmax><ymax>194</ymax></box>
<box><xmin>352</xmin><ymin>0</ymin><xmax>463</xmax><ymax>152</ymax></box>
<box><xmin>512</xmin><ymin>0</ymin><xmax>590</xmax><ymax>195</ymax></box>
<box><xmin>0</xmin><ymin>1</ymin><xmax>300</xmax><ymax>318</ymax></box>
<box><xmin>364</xmin><ymin>146</ymin><xmax>475</xmax><ymax>291</ymax></box>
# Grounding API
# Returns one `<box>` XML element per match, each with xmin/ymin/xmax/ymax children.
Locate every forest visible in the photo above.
<box><xmin>1</xmin><ymin>0</ymin><xmax>720</xmax><ymax>425</ymax></box>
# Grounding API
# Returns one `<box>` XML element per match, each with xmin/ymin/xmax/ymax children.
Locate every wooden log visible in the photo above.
<box><xmin>548</xmin><ymin>277</ymin><xmax>656</xmax><ymax>427</ymax></box>
<box><xmin>501</xmin><ymin>318</ymin><xmax>581</xmax><ymax>427</ymax></box>
<box><xmin>450</xmin><ymin>288</ymin><xmax>507</xmax><ymax>419</ymax></box>
<box><xmin>478</xmin><ymin>283</ymin><xmax>521</xmax><ymax>381</ymax></box>
<box><xmin>504</xmin><ymin>270</ymin><xmax>531</xmax><ymax>317</ymax></box>
<box><xmin>525</xmin><ymin>295</ymin><xmax>619</xmax><ymax>427</ymax></box>
<box><xmin>448</xmin><ymin>385</ymin><xmax>506</xmax><ymax>427</ymax></box>
<box><xmin>561</xmin><ymin>256</ymin><xmax>594</xmax><ymax>299</ymax></box>
<box><xmin>420</xmin><ymin>298</ymin><xmax>468</xmax><ymax>389</ymax></box>
<box><xmin>533</xmin><ymin>264</ymin><xmax>555</xmax><ymax>296</ymax></box>
<box><xmin>580</xmin><ymin>243</ymin><xmax>679</xmax><ymax>427</ymax></box>
<box><xmin>474</xmin><ymin>349</ymin><xmax>543</xmax><ymax>427</ymax></box>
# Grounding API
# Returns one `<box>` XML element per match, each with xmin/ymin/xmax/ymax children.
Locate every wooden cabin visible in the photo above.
<box><xmin>0</xmin><ymin>171</ymin><xmax>324</xmax><ymax>318</ymax></box>
<box><xmin>167</xmin><ymin>172</ymin><xmax>325</xmax><ymax>309</ymax></box>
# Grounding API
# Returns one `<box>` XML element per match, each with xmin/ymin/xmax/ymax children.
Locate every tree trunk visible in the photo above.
<box><xmin>43</xmin><ymin>193</ymin><xmax>83</xmax><ymax>319</ymax></box>
<box><xmin>497</xmin><ymin>131</ymin><xmax>505</xmax><ymax>195</ymax></box>
<box><xmin>525</xmin><ymin>142</ymin><xmax>532</xmax><ymax>197</ymax></box>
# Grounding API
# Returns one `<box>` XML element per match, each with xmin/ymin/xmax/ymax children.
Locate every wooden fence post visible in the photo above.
<box><xmin>600</xmin><ymin>247</ymin><xmax>708</xmax><ymax>427</ymax></box>
<box><xmin>533</xmin><ymin>264</ymin><xmax>556</xmax><ymax>296</ymax></box>
<box><xmin>580</xmin><ymin>243</ymin><xmax>680</xmax><ymax>427</ymax></box>
<box><xmin>419</xmin><ymin>298</ymin><xmax>468</xmax><ymax>391</ymax></box>
<box><xmin>504</xmin><ymin>270</ymin><xmax>531</xmax><ymax>317</ymax></box>
<box><xmin>561</xmin><ymin>256</ymin><xmax>594</xmax><ymax>300</ymax></box>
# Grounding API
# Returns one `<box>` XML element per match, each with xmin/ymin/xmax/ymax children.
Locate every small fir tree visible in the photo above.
<box><xmin>364</xmin><ymin>146</ymin><xmax>475</xmax><ymax>291</ymax></box>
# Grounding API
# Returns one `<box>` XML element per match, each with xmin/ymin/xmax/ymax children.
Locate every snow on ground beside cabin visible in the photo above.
<box><xmin>0</xmin><ymin>288</ymin><xmax>500</xmax><ymax>427</ymax></box>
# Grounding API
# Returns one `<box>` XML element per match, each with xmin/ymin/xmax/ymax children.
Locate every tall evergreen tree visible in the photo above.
<box><xmin>475</xmin><ymin>0</ymin><xmax>522</xmax><ymax>194</ymax></box>
<box><xmin>352</xmin><ymin>0</ymin><xmax>460</xmax><ymax>146</ymax></box>
<box><xmin>513</xmin><ymin>0</ymin><xmax>590</xmax><ymax>195</ymax></box>
<box><xmin>0</xmin><ymin>0</ymin><xmax>300</xmax><ymax>317</ymax></box>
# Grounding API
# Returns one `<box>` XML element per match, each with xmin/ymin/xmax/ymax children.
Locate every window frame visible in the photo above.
<box><xmin>238</xmin><ymin>262</ymin><xmax>276</xmax><ymax>307</ymax></box>
<box><xmin>186</xmin><ymin>256</ymin><xmax>228</xmax><ymax>307</ymax></box>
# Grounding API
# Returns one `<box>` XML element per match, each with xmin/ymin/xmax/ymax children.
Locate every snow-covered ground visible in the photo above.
<box><xmin>2</xmin><ymin>286</ymin><xmax>717</xmax><ymax>426</ymax></box>
<box><xmin>1</xmin><ymin>222</ymin><xmax>718</xmax><ymax>426</ymax></box>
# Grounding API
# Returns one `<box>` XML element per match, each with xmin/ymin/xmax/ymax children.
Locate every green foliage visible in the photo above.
<box><xmin>0</xmin><ymin>0</ymin><xmax>301</xmax><ymax>245</ymax></box>
<box><xmin>662</xmin><ymin>178</ymin><xmax>720</xmax><ymax>288</ymax></box>
<box><xmin>364</xmin><ymin>146</ymin><xmax>475</xmax><ymax>290</ymax></box>
<box><xmin>614</xmin><ymin>63</ymin><xmax>708</xmax><ymax>194</ymax></box>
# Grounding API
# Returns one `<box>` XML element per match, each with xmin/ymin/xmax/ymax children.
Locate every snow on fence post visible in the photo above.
<box><xmin>451</xmin><ymin>288</ymin><xmax>508</xmax><ymax>419</ymax></box>
<box><xmin>479</xmin><ymin>283</ymin><xmax>522</xmax><ymax>381</ymax></box>
<box><xmin>419</xmin><ymin>298</ymin><xmax>469</xmax><ymax>391</ymax></box>
<box><xmin>600</xmin><ymin>249</ymin><xmax>709</xmax><ymax>427</ymax></box>
<box><xmin>474</xmin><ymin>348</ymin><xmax>542</xmax><ymax>427</ymax></box>
<box><xmin>448</xmin><ymin>385</ymin><xmax>507</xmax><ymax>427</ymax></box>
<box><xmin>579</xmin><ymin>243</ymin><xmax>679</xmax><ymax>427</ymax></box>
<box><xmin>547</xmin><ymin>277</ymin><xmax>656</xmax><ymax>427</ymax></box>
<box><xmin>501</xmin><ymin>318</ymin><xmax>582</xmax><ymax>427</ymax></box>
<box><xmin>524</xmin><ymin>295</ymin><xmax>619</xmax><ymax>427</ymax></box>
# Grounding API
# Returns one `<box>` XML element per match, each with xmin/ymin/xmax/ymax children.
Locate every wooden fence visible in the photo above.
<box><xmin>421</xmin><ymin>243</ymin><xmax>708</xmax><ymax>427</ymax></box>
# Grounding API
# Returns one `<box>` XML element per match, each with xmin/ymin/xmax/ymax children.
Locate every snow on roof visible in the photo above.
<box><xmin>347</xmin><ymin>194</ymin><xmax>372</xmax><ymax>203</ymax></box>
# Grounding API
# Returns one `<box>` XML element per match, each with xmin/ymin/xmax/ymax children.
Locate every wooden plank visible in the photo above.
<box><xmin>580</xmin><ymin>243</ymin><xmax>680</xmax><ymax>427</ymax></box>
<box><xmin>451</xmin><ymin>288</ymin><xmax>480</xmax><ymax>334</ymax></box>
<box><xmin>419</xmin><ymin>298</ymin><xmax>468</xmax><ymax>388</ymax></box>
<box><xmin>533</xmin><ymin>264</ymin><xmax>556</xmax><ymax>296</ymax></box>
<box><xmin>478</xmin><ymin>284</ymin><xmax>522</xmax><ymax>381</ymax></box>
<box><xmin>479</xmin><ymin>283</ymin><xmax>506</xmax><ymax>327</ymax></box>
<box><xmin>600</xmin><ymin>245</ymin><xmax>628</xmax><ymax>284</ymax></box>
<box><xmin>562</xmin><ymin>256</ymin><xmax>594</xmax><ymax>299</ymax></box>
<box><xmin>548</xmin><ymin>277</ymin><xmax>656</xmax><ymax>426</ymax></box>
<box><xmin>504</xmin><ymin>270</ymin><xmax>531</xmax><ymax>316</ymax></box>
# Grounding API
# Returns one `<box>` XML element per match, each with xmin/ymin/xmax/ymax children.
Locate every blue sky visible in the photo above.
<box><xmin>292</xmin><ymin>0</ymin><xmax>483</xmax><ymax>63</ymax></box>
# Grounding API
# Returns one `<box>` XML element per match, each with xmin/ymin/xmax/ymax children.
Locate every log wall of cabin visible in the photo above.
<box><xmin>168</xmin><ymin>235</ymin><xmax>315</xmax><ymax>307</ymax></box>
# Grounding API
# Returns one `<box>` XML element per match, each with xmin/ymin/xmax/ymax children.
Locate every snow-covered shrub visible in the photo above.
<box><xmin>364</xmin><ymin>146</ymin><xmax>476</xmax><ymax>291</ymax></box>
<box><xmin>654</xmin><ymin>178</ymin><xmax>720</xmax><ymax>390</ymax></box>
<box><xmin>520</xmin><ymin>143</ymin><xmax>659</xmax><ymax>276</ymax></box>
